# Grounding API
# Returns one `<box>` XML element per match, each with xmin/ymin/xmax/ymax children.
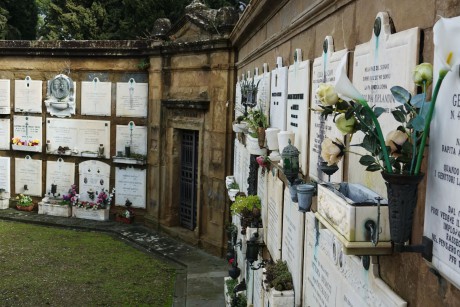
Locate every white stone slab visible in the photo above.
<box><xmin>282</xmin><ymin>186</ymin><xmax>305</xmax><ymax>307</ymax></box>
<box><xmin>253</xmin><ymin>258</ymin><xmax>265</xmax><ymax>307</ymax></box>
<box><xmin>254</xmin><ymin>64</ymin><xmax>271</xmax><ymax>119</ymax></box>
<box><xmin>115</xmin><ymin>167</ymin><xmax>146</xmax><ymax>208</ymax></box>
<box><xmin>81</xmin><ymin>78</ymin><xmax>112</xmax><ymax>116</ymax></box>
<box><xmin>78</xmin><ymin>160</ymin><xmax>110</xmax><ymax>202</ymax></box>
<box><xmin>0</xmin><ymin>79</ymin><xmax>10</xmax><ymax>114</ymax></box>
<box><xmin>233</xmin><ymin>139</ymin><xmax>241</xmax><ymax>186</ymax></box>
<box><xmin>425</xmin><ymin>29</ymin><xmax>460</xmax><ymax>287</ymax></box>
<box><xmin>309</xmin><ymin>36</ymin><xmax>347</xmax><ymax>182</ymax></box>
<box><xmin>14</xmin><ymin>77</ymin><xmax>42</xmax><ymax>113</ymax></box>
<box><xmin>15</xmin><ymin>156</ymin><xmax>42</xmax><ymax>196</ymax></box>
<box><xmin>257</xmin><ymin>167</ymin><xmax>269</xmax><ymax>243</ymax></box>
<box><xmin>266</xmin><ymin>171</ymin><xmax>283</xmax><ymax>260</ymax></box>
<box><xmin>0</xmin><ymin>157</ymin><xmax>10</xmax><ymax>197</ymax></box>
<box><xmin>350</xmin><ymin>12</ymin><xmax>419</xmax><ymax>195</ymax></box>
<box><xmin>72</xmin><ymin>206</ymin><xmax>109</xmax><ymax>221</ymax></box>
<box><xmin>270</xmin><ymin>57</ymin><xmax>288</xmax><ymax>130</ymax></box>
<box><xmin>241</xmin><ymin>144</ymin><xmax>250</xmax><ymax>195</ymax></box>
<box><xmin>45</xmin><ymin>159</ymin><xmax>75</xmax><ymax>196</ymax></box>
<box><xmin>38</xmin><ymin>202</ymin><xmax>72</xmax><ymax>217</ymax></box>
<box><xmin>288</xmin><ymin>50</ymin><xmax>310</xmax><ymax>175</ymax></box>
<box><xmin>116</xmin><ymin>123</ymin><xmax>147</xmax><ymax>156</ymax></box>
<box><xmin>46</xmin><ymin>118</ymin><xmax>110</xmax><ymax>158</ymax></box>
<box><xmin>13</xmin><ymin>115</ymin><xmax>42</xmax><ymax>152</ymax></box>
<box><xmin>303</xmin><ymin>212</ymin><xmax>406</xmax><ymax>307</ymax></box>
<box><xmin>235</xmin><ymin>77</ymin><xmax>243</xmax><ymax>119</ymax></box>
<box><xmin>116</xmin><ymin>79</ymin><xmax>148</xmax><ymax>117</ymax></box>
<box><xmin>0</xmin><ymin>118</ymin><xmax>10</xmax><ymax>150</ymax></box>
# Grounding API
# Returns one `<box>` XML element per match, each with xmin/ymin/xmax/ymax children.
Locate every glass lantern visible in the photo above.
<box><xmin>281</xmin><ymin>139</ymin><xmax>300</xmax><ymax>183</ymax></box>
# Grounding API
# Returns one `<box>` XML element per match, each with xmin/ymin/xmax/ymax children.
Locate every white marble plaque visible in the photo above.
<box><xmin>115</xmin><ymin>167</ymin><xmax>146</xmax><ymax>208</ymax></box>
<box><xmin>116</xmin><ymin>79</ymin><xmax>148</xmax><ymax>117</ymax></box>
<box><xmin>235</xmin><ymin>77</ymin><xmax>243</xmax><ymax>119</ymax></box>
<box><xmin>78</xmin><ymin>160</ymin><xmax>110</xmax><ymax>202</ymax></box>
<box><xmin>254</xmin><ymin>64</ymin><xmax>271</xmax><ymax>119</ymax></box>
<box><xmin>309</xmin><ymin>37</ymin><xmax>347</xmax><ymax>182</ymax></box>
<box><xmin>350</xmin><ymin>12</ymin><xmax>419</xmax><ymax>195</ymax></box>
<box><xmin>270</xmin><ymin>57</ymin><xmax>288</xmax><ymax>130</ymax></box>
<box><xmin>287</xmin><ymin>49</ymin><xmax>310</xmax><ymax>175</ymax></box>
<box><xmin>13</xmin><ymin>115</ymin><xmax>42</xmax><ymax>152</ymax></box>
<box><xmin>0</xmin><ymin>118</ymin><xmax>10</xmax><ymax>150</ymax></box>
<box><xmin>303</xmin><ymin>213</ymin><xmax>406</xmax><ymax>307</ymax></box>
<box><xmin>0</xmin><ymin>157</ymin><xmax>10</xmax><ymax>196</ymax></box>
<box><xmin>116</xmin><ymin>124</ymin><xmax>147</xmax><ymax>156</ymax></box>
<box><xmin>45</xmin><ymin>159</ymin><xmax>75</xmax><ymax>196</ymax></box>
<box><xmin>253</xmin><ymin>259</ymin><xmax>264</xmax><ymax>307</ymax></box>
<box><xmin>266</xmin><ymin>171</ymin><xmax>283</xmax><ymax>260</ymax></box>
<box><xmin>0</xmin><ymin>79</ymin><xmax>10</xmax><ymax>114</ymax></box>
<box><xmin>46</xmin><ymin>118</ymin><xmax>110</xmax><ymax>158</ymax></box>
<box><xmin>81</xmin><ymin>78</ymin><xmax>112</xmax><ymax>116</ymax></box>
<box><xmin>233</xmin><ymin>140</ymin><xmax>241</xmax><ymax>186</ymax></box>
<box><xmin>425</xmin><ymin>23</ymin><xmax>460</xmax><ymax>287</ymax></box>
<box><xmin>282</xmin><ymin>187</ymin><xmax>305</xmax><ymax>307</ymax></box>
<box><xmin>14</xmin><ymin>77</ymin><xmax>42</xmax><ymax>113</ymax></box>
<box><xmin>15</xmin><ymin>156</ymin><xmax>42</xmax><ymax>196</ymax></box>
<box><xmin>257</xmin><ymin>167</ymin><xmax>269</xmax><ymax>243</ymax></box>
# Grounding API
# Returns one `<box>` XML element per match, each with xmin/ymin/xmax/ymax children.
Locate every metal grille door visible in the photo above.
<box><xmin>179</xmin><ymin>130</ymin><xmax>198</xmax><ymax>230</ymax></box>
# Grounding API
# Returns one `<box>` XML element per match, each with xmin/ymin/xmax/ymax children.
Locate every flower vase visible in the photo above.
<box><xmin>381</xmin><ymin>172</ymin><xmax>424</xmax><ymax>246</ymax></box>
<box><xmin>296</xmin><ymin>184</ymin><xmax>315</xmax><ymax>212</ymax></box>
<box><xmin>257</xmin><ymin>127</ymin><xmax>265</xmax><ymax>148</ymax></box>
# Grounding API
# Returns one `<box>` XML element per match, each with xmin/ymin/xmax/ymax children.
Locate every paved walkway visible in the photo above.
<box><xmin>0</xmin><ymin>209</ymin><xmax>228</xmax><ymax>307</ymax></box>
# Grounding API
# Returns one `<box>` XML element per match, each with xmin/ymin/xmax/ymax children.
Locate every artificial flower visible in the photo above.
<box><xmin>335</xmin><ymin>114</ymin><xmax>357</xmax><ymax>135</ymax></box>
<box><xmin>316</xmin><ymin>83</ymin><xmax>339</xmax><ymax>106</ymax></box>
<box><xmin>333</xmin><ymin>53</ymin><xmax>365</xmax><ymax>103</ymax></box>
<box><xmin>385</xmin><ymin>130</ymin><xmax>408</xmax><ymax>157</ymax></box>
<box><xmin>321</xmin><ymin>138</ymin><xmax>345</xmax><ymax>166</ymax></box>
<box><xmin>413</xmin><ymin>63</ymin><xmax>433</xmax><ymax>87</ymax></box>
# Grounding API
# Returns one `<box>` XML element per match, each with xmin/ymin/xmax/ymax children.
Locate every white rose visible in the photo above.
<box><xmin>385</xmin><ymin>130</ymin><xmax>408</xmax><ymax>156</ymax></box>
<box><xmin>316</xmin><ymin>83</ymin><xmax>339</xmax><ymax>106</ymax></box>
<box><xmin>413</xmin><ymin>63</ymin><xmax>433</xmax><ymax>87</ymax></box>
<box><xmin>321</xmin><ymin>138</ymin><xmax>345</xmax><ymax>166</ymax></box>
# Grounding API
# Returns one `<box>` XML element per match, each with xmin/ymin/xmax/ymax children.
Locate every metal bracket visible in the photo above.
<box><xmin>393</xmin><ymin>236</ymin><xmax>433</xmax><ymax>262</ymax></box>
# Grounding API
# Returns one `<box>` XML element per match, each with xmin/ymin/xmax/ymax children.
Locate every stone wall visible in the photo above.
<box><xmin>230</xmin><ymin>0</ymin><xmax>460</xmax><ymax>305</ymax></box>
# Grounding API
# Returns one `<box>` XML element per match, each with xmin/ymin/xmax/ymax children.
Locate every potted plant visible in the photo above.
<box><xmin>72</xmin><ymin>187</ymin><xmax>115</xmax><ymax>221</ymax></box>
<box><xmin>232</xmin><ymin>115</ymin><xmax>248</xmax><ymax>133</ymax></box>
<box><xmin>38</xmin><ymin>184</ymin><xmax>78</xmax><ymax>217</ymax></box>
<box><xmin>247</xmin><ymin>106</ymin><xmax>269</xmax><ymax>148</ymax></box>
<box><xmin>225</xmin><ymin>176</ymin><xmax>236</xmax><ymax>189</ymax></box>
<box><xmin>230</xmin><ymin>195</ymin><xmax>262</xmax><ymax>233</ymax></box>
<box><xmin>116</xmin><ymin>199</ymin><xmax>135</xmax><ymax>224</ymax></box>
<box><xmin>316</xmin><ymin>52</ymin><xmax>447</xmax><ymax>248</ymax></box>
<box><xmin>263</xmin><ymin>260</ymin><xmax>294</xmax><ymax>306</ymax></box>
<box><xmin>15</xmin><ymin>194</ymin><xmax>34</xmax><ymax>211</ymax></box>
<box><xmin>227</xmin><ymin>182</ymin><xmax>240</xmax><ymax>201</ymax></box>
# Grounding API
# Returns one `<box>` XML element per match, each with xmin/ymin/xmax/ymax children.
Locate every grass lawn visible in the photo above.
<box><xmin>0</xmin><ymin>220</ymin><xmax>175</xmax><ymax>306</ymax></box>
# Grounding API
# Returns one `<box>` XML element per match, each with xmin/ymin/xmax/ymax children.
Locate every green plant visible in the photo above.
<box><xmin>264</xmin><ymin>260</ymin><xmax>293</xmax><ymax>291</ymax></box>
<box><xmin>247</xmin><ymin>106</ymin><xmax>268</xmax><ymax>132</ymax></box>
<box><xmin>230</xmin><ymin>195</ymin><xmax>261</xmax><ymax>216</ymax></box>
<box><xmin>15</xmin><ymin>194</ymin><xmax>32</xmax><ymax>207</ymax></box>
<box><xmin>232</xmin><ymin>293</ymin><xmax>247</xmax><ymax>307</ymax></box>
<box><xmin>228</xmin><ymin>182</ymin><xmax>239</xmax><ymax>190</ymax></box>
<box><xmin>225</xmin><ymin>278</ymin><xmax>238</xmax><ymax>301</ymax></box>
<box><xmin>235</xmin><ymin>115</ymin><xmax>246</xmax><ymax>124</ymax></box>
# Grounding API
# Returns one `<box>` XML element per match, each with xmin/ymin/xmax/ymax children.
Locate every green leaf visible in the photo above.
<box><xmin>411</xmin><ymin>93</ymin><xmax>426</xmax><ymax>108</ymax></box>
<box><xmin>359</xmin><ymin>155</ymin><xmax>376</xmax><ymax>166</ymax></box>
<box><xmin>362</xmin><ymin>134</ymin><xmax>378</xmax><ymax>154</ymax></box>
<box><xmin>411</xmin><ymin>115</ymin><xmax>425</xmax><ymax>132</ymax></box>
<box><xmin>366</xmin><ymin>164</ymin><xmax>381</xmax><ymax>172</ymax></box>
<box><xmin>373</xmin><ymin>107</ymin><xmax>386</xmax><ymax>118</ymax></box>
<box><xmin>392</xmin><ymin>110</ymin><xmax>406</xmax><ymax>123</ymax></box>
<box><xmin>391</xmin><ymin>86</ymin><xmax>411</xmax><ymax>105</ymax></box>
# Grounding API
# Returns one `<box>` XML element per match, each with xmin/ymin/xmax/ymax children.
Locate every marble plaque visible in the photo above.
<box><xmin>81</xmin><ymin>78</ymin><xmax>112</xmax><ymax>116</ymax></box>
<box><xmin>46</xmin><ymin>118</ymin><xmax>110</xmax><ymax>158</ymax></box>
<box><xmin>116</xmin><ymin>78</ymin><xmax>148</xmax><ymax>117</ymax></box>
<box><xmin>309</xmin><ymin>37</ymin><xmax>347</xmax><ymax>182</ymax></box>
<box><xmin>303</xmin><ymin>213</ymin><xmax>406</xmax><ymax>306</ymax></box>
<box><xmin>235</xmin><ymin>78</ymin><xmax>243</xmax><ymax>119</ymax></box>
<box><xmin>282</xmin><ymin>187</ymin><xmax>305</xmax><ymax>307</ymax></box>
<box><xmin>0</xmin><ymin>118</ymin><xmax>10</xmax><ymax>150</ymax></box>
<box><xmin>254</xmin><ymin>64</ymin><xmax>271</xmax><ymax>119</ymax></box>
<box><xmin>257</xmin><ymin>167</ymin><xmax>269</xmax><ymax>243</ymax></box>
<box><xmin>287</xmin><ymin>49</ymin><xmax>310</xmax><ymax>175</ymax></box>
<box><xmin>15</xmin><ymin>156</ymin><xmax>42</xmax><ymax>196</ymax></box>
<box><xmin>0</xmin><ymin>157</ymin><xmax>10</xmax><ymax>196</ymax></box>
<box><xmin>14</xmin><ymin>77</ymin><xmax>42</xmax><ymax>113</ymax></box>
<box><xmin>46</xmin><ymin>159</ymin><xmax>75</xmax><ymax>196</ymax></box>
<box><xmin>233</xmin><ymin>140</ymin><xmax>241</xmax><ymax>186</ymax></box>
<box><xmin>13</xmin><ymin>115</ymin><xmax>42</xmax><ymax>152</ymax></box>
<box><xmin>270</xmin><ymin>57</ymin><xmax>288</xmax><ymax>130</ymax></box>
<box><xmin>350</xmin><ymin>12</ymin><xmax>419</xmax><ymax>195</ymax></box>
<box><xmin>0</xmin><ymin>79</ymin><xmax>10</xmax><ymax>114</ymax></box>
<box><xmin>115</xmin><ymin>167</ymin><xmax>146</xmax><ymax>208</ymax></box>
<box><xmin>253</xmin><ymin>259</ymin><xmax>264</xmax><ymax>307</ymax></box>
<box><xmin>266</xmin><ymin>171</ymin><xmax>284</xmax><ymax>260</ymax></box>
<box><xmin>424</xmin><ymin>33</ymin><xmax>460</xmax><ymax>287</ymax></box>
<box><xmin>78</xmin><ymin>160</ymin><xmax>110</xmax><ymax>202</ymax></box>
<box><xmin>116</xmin><ymin>123</ymin><xmax>147</xmax><ymax>156</ymax></box>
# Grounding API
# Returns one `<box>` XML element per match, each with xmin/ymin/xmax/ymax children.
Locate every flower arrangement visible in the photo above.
<box><xmin>117</xmin><ymin>199</ymin><xmax>135</xmax><ymax>222</ymax></box>
<box><xmin>12</xmin><ymin>137</ymin><xmax>40</xmax><ymax>146</ymax></box>
<box><xmin>316</xmin><ymin>49</ymin><xmax>449</xmax><ymax>176</ymax></box>
<box><xmin>16</xmin><ymin>194</ymin><xmax>33</xmax><ymax>207</ymax></box>
<box><xmin>75</xmin><ymin>188</ymin><xmax>115</xmax><ymax>210</ymax></box>
<box><xmin>61</xmin><ymin>184</ymin><xmax>79</xmax><ymax>206</ymax></box>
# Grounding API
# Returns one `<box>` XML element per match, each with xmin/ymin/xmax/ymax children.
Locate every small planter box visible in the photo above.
<box><xmin>246</xmin><ymin>135</ymin><xmax>267</xmax><ymax>155</ymax></box>
<box><xmin>12</xmin><ymin>144</ymin><xmax>41</xmax><ymax>152</ymax></box>
<box><xmin>38</xmin><ymin>201</ymin><xmax>72</xmax><ymax>217</ymax></box>
<box><xmin>72</xmin><ymin>206</ymin><xmax>109</xmax><ymax>221</ymax></box>
<box><xmin>112</xmin><ymin>156</ymin><xmax>146</xmax><ymax>165</ymax></box>
<box><xmin>316</xmin><ymin>183</ymin><xmax>392</xmax><ymax>255</ymax></box>
<box><xmin>266</xmin><ymin>288</ymin><xmax>294</xmax><ymax>307</ymax></box>
<box><xmin>116</xmin><ymin>215</ymin><xmax>133</xmax><ymax>224</ymax></box>
<box><xmin>0</xmin><ymin>198</ymin><xmax>9</xmax><ymax>209</ymax></box>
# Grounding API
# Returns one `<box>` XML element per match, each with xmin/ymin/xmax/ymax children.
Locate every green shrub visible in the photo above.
<box><xmin>230</xmin><ymin>195</ymin><xmax>261</xmax><ymax>216</ymax></box>
<box><xmin>264</xmin><ymin>260</ymin><xmax>293</xmax><ymax>291</ymax></box>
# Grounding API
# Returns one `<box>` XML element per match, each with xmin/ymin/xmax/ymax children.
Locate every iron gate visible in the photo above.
<box><xmin>179</xmin><ymin>130</ymin><xmax>198</xmax><ymax>230</ymax></box>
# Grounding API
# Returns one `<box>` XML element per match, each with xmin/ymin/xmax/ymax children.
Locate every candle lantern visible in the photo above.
<box><xmin>281</xmin><ymin>139</ymin><xmax>299</xmax><ymax>184</ymax></box>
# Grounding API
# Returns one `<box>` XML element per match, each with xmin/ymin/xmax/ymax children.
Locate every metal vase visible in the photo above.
<box><xmin>381</xmin><ymin>172</ymin><xmax>424</xmax><ymax>245</ymax></box>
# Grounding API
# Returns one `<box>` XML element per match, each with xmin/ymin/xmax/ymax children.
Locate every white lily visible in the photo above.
<box><xmin>334</xmin><ymin>53</ymin><xmax>366</xmax><ymax>103</ymax></box>
<box><xmin>433</xmin><ymin>16</ymin><xmax>460</xmax><ymax>74</ymax></box>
